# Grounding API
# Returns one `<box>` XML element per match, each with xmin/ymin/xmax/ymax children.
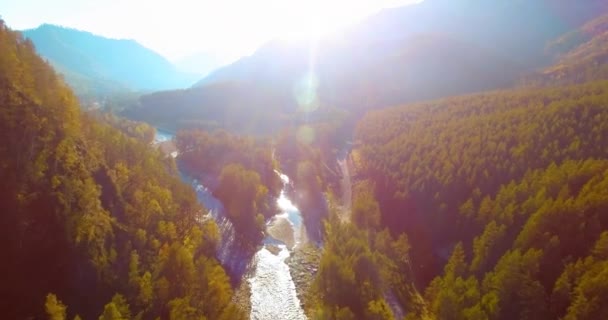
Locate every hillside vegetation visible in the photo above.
<box><xmin>353</xmin><ymin>80</ymin><xmax>608</xmax><ymax>318</ymax></box>
<box><xmin>528</xmin><ymin>13</ymin><xmax>608</xmax><ymax>86</ymax></box>
<box><xmin>176</xmin><ymin>130</ymin><xmax>282</xmax><ymax>248</ymax></box>
<box><xmin>0</xmin><ymin>21</ymin><xmax>243</xmax><ymax>319</ymax></box>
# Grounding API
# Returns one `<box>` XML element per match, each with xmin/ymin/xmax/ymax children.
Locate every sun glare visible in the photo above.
<box><xmin>276</xmin><ymin>0</ymin><xmax>380</xmax><ymax>42</ymax></box>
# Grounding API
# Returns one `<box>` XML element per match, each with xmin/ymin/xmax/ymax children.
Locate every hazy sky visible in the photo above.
<box><xmin>2</xmin><ymin>0</ymin><xmax>419</xmax><ymax>62</ymax></box>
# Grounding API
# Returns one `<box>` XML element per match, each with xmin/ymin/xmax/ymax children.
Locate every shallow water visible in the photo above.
<box><xmin>153</xmin><ymin>129</ymin><xmax>174</xmax><ymax>144</ymax></box>
<box><xmin>249</xmin><ymin>246</ymin><xmax>307</xmax><ymax>320</ymax></box>
<box><xmin>190</xmin><ymin>177</ymin><xmax>251</xmax><ymax>277</ymax></box>
<box><xmin>248</xmin><ymin>171</ymin><xmax>307</xmax><ymax>319</ymax></box>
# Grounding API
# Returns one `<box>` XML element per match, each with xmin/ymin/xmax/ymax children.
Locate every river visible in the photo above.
<box><xmin>155</xmin><ymin>130</ymin><xmax>307</xmax><ymax>320</ymax></box>
<box><xmin>250</xmin><ymin>172</ymin><xmax>306</xmax><ymax>320</ymax></box>
<box><xmin>153</xmin><ymin>128</ymin><xmax>174</xmax><ymax>144</ymax></box>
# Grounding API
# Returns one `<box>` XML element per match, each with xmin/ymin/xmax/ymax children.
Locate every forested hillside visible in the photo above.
<box><xmin>305</xmin><ymin>200</ymin><xmax>428</xmax><ymax>319</ymax></box>
<box><xmin>527</xmin><ymin>13</ymin><xmax>608</xmax><ymax>86</ymax></box>
<box><xmin>0</xmin><ymin>21</ymin><xmax>243</xmax><ymax>319</ymax></box>
<box><xmin>353</xmin><ymin>80</ymin><xmax>608</xmax><ymax>318</ymax></box>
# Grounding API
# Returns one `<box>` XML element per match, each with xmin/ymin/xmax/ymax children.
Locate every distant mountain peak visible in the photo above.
<box><xmin>22</xmin><ymin>24</ymin><xmax>201</xmax><ymax>98</ymax></box>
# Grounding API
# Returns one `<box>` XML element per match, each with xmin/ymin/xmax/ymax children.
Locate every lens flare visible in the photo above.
<box><xmin>294</xmin><ymin>72</ymin><xmax>320</xmax><ymax>112</ymax></box>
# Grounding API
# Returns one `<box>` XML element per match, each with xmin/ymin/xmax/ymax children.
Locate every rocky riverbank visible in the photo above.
<box><xmin>267</xmin><ymin>216</ymin><xmax>296</xmax><ymax>249</ymax></box>
<box><xmin>286</xmin><ymin>244</ymin><xmax>322</xmax><ymax>311</ymax></box>
<box><xmin>232</xmin><ymin>277</ymin><xmax>252</xmax><ymax>317</ymax></box>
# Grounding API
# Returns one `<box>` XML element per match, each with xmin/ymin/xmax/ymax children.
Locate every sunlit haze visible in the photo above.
<box><xmin>2</xmin><ymin>0</ymin><xmax>420</xmax><ymax>61</ymax></box>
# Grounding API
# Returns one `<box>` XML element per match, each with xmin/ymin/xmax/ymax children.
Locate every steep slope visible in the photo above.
<box><xmin>351</xmin><ymin>0</ymin><xmax>606</xmax><ymax>66</ymax></box>
<box><xmin>527</xmin><ymin>13</ymin><xmax>608</xmax><ymax>85</ymax></box>
<box><xmin>126</xmin><ymin>0</ymin><xmax>607</xmax><ymax>132</ymax></box>
<box><xmin>199</xmin><ymin>0</ymin><xmax>607</xmax><ymax>87</ymax></box>
<box><xmin>353</xmin><ymin>80</ymin><xmax>608</xmax><ymax>318</ymax></box>
<box><xmin>0</xmin><ymin>21</ymin><xmax>243</xmax><ymax>319</ymax></box>
<box><xmin>23</xmin><ymin>24</ymin><xmax>199</xmax><ymax>98</ymax></box>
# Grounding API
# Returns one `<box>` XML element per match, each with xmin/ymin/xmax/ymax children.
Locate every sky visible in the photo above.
<box><xmin>1</xmin><ymin>0</ymin><xmax>419</xmax><ymax>62</ymax></box>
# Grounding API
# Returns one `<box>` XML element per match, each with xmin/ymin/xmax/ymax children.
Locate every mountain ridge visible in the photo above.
<box><xmin>22</xmin><ymin>24</ymin><xmax>201</xmax><ymax>101</ymax></box>
<box><xmin>127</xmin><ymin>0</ymin><xmax>607</xmax><ymax>132</ymax></box>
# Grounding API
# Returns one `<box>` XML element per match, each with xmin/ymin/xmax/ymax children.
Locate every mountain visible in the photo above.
<box><xmin>526</xmin><ymin>13</ymin><xmax>608</xmax><ymax>86</ymax></box>
<box><xmin>174</xmin><ymin>52</ymin><xmax>228</xmax><ymax>78</ymax></box>
<box><xmin>126</xmin><ymin>0</ymin><xmax>607</xmax><ymax>132</ymax></box>
<box><xmin>22</xmin><ymin>24</ymin><xmax>200</xmax><ymax>99</ymax></box>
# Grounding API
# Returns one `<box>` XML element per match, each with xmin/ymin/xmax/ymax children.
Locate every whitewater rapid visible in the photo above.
<box><xmin>248</xmin><ymin>172</ymin><xmax>307</xmax><ymax>320</ymax></box>
<box><xmin>249</xmin><ymin>246</ymin><xmax>306</xmax><ymax>320</ymax></box>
